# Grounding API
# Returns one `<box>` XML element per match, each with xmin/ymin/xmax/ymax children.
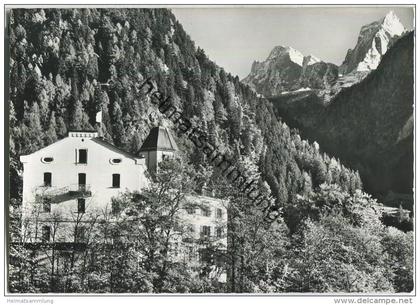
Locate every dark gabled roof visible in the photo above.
<box><xmin>139</xmin><ymin>127</ymin><xmax>178</xmax><ymax>152</ymax></box>
<box><xmin>92</xmin><ymin>137</ymin><xmax>142</xmax><ymax>160</ymax></box>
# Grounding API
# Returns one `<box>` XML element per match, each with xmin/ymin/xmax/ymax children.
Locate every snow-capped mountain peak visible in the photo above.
<box><xmin>381</xmin><ymin>10</ymin><xmax>405</xmax><ymax>36</ymax></box>
<box><xmin>242</xmin><ymin>45</ymin><xmax>338</xmax><ymax>97</ymax></box>
<box><xmin>303</xmin><ymin>54</ymin><xmax>321</xmax><ymax>66</ymax></box>
<box><xmin>268</xmin><ymin>46</ymin><xmax>305</xmax><ymax>66</ymax></box>
<box><xmin>340</xmin><ymin>11</ymin><xmax>406</xmax><ymax>74</ymax></box>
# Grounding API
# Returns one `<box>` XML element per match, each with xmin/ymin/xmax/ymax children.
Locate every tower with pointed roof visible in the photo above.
<box><xmin>139</xmin><ymin>126</ymin><xmax>179</xmax><ymax>173</ymax></box>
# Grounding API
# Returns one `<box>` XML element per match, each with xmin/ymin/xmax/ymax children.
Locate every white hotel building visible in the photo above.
<box><xmin>19</xmin><ymin>127</ymin><xmax>227</xmax><ymax>267</ymax></box>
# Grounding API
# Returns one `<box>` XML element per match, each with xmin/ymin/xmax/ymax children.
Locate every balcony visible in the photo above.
<box><xmin>36</xmin><ymin>184</ymin><xmax>92</xmax><ymax>203</ymax></box>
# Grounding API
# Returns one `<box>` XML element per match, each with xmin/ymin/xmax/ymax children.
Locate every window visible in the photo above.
<box><xmin>112</xmin><ymin>174</ymin><xmax>120</xmax><ymax>188</ymax></box>
<box><xmin>199</xmin><ymin>249</ymin><xmax>213</xmax><ymax>264</ymax></box>
<box><xmin>186</xmin><ymin>206</ymin><xmax>195</xmax><ymax>215</ymax></box>
<box><xmin>216</xmin><ymin>227</ymin><xmax>223</xmax><ymax>238</ymax></box>
<box><xmin>182</xmin><ymin>225</ymin><xmax>196</xmax><ymax>243</ymax></box>
<box><xmin>78</xmin><ymin>198</ymin><xmax>85</xmax><ymax>213</ymax></box>
<box><xmin>41</xmin><ymin>157</ymin><xmax>54</xmax><ymax>163</ymax></box>
<box><xmin>76</xmin><ymin>226</ymin><xmax>86</xmax><ymax>241</ymax></box>
<box><xmin>216</xmin><ymin>208</ymin><xmax>223</xmax><ymax>219</ymax></box>
<box><xmin>78</xmin><ymin>173</ymin><xmax>86</xmax><ymax>191</ymax></box>
<box><xmin>43</xmin><ymin>198</ymin><xmax>51</xmax><ymax>213</ymax></box>
<box><xmin>110</xmin><ymin>158</ymin><xmax>122</xmax><ymax>164</ymax></box>
<box><xmin>41</xmin><ymin>225</ymin><xmax>50</xmax><ymax>242</ymax></box>
<box><xmin>173</xmin><ymin>243</ymin><xmax>179</xmax><ymax>257</ymax></box>
<box><xmin>201</xmin><ymin>207</ymin><xmax>211</xmax><ymax>217</ymax></box>
<box><xmin>43</xmin><ymin>172</ymin><xmax>52</xmax><ymax>187</ymax></box>
<box><xmin>78</xmin><ymin>149</ymin><xmax>87</xmax><ymax>164</ymax></box>
<box><xmin>78</xmin><ymin>173</ymin><xmax>86</xmax><ymax>185</ymax></box>
<box><xmin>188</xmin><ymin>246</ymin><xmax>195</xmax><ymax>261</ymax></box>
<box><xmin>200</xmin><ymin>225</ymin><xmax>211</xmax><ymax>237</ymax></box>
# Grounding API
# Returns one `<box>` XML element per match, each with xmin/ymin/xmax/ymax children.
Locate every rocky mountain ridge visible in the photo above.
<box><xmin>340</xmin><ymin>11</ymin><xmax>406</xmax><ymax>74</ymax></box>
<box><xmin>242</xmin><ymin>46</ymin><xmax>338</xmax><ymax>97</ymax></box>
<box><xmin>243</xmin><ymin>11</ymin><xmax>407</xmax><ymax>101</ymax></box>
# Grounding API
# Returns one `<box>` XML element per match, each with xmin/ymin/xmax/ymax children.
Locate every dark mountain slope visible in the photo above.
<box><xmin>270</xmin><ymin>31</ymin><xmax>414</xmax><ymax>205</ymax></box>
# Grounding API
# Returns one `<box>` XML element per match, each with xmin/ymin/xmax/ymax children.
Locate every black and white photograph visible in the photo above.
<box><xmin>2</xmin><ymin>2</ymin><xmax>417</xmax><ymax>303</ymax></box>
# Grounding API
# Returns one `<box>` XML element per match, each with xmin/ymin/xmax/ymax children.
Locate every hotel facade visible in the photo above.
<box><xmin>19</xmin><ymin>127</ymin><xmax>227</xmax><ymax>275</ymax></box>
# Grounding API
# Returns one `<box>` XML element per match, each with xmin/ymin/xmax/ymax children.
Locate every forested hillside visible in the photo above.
<box><xmin>8</xmin><ymin>8</ymin><xmax>363</xmax><ymax>210</ymax></box>
<box><xmin>7</xmin><ymin>8</ymin><xmax>413</xmax><ymax>293</ymax></box>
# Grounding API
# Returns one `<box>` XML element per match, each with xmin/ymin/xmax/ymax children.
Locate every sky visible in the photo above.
<box><xmin>172</xmin><ymin>6</ymin><xmax>414</xmax><ymax>79</ymax></box>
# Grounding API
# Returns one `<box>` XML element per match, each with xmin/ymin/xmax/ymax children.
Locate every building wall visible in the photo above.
<box><xmin>141</xmin><ymin>149</ymin><xmax>175</xmax><ymax>173</ymax></box>
<box><xmin>181</xmin><ymin>195</ymin><xmax>228</xmax><ymax>247</ymax></box>
<box><xmin>20</xmin><ymin>132</ymin><xmax>149</xmax><ymax>241</ymax></box>
<box><xmin>172</xmin><ymin>194</ymin><xmax>228</xmax><ymax>277</ymax></box>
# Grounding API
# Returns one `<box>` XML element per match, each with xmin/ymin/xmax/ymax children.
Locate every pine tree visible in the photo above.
<box><xmin>69</xmin><ymin>99</ymin><xmax>91</xmax><ymax>130</ymax></box>
<box><xmin>301</xmin><ymin>171</ymin><xmax>313</xmax><ymax>196</ymax></box>
<box><xmin>22</xmin><ymin>101</ymin><xmax>43</xmax><ymax>153</ymax></box>
<box><xmin>37</xmin><ymin>88</ymin><xmax>51</xmax><ymax>128</ymax></box>
<box><xmin>55</xmin><ymin>115</ymin><xmax>67</xmax><ymax>137</ymax></box>
<box><xmin>213</xmin><ymin>95</ymin><xmax>228</xmax><ymax>124</ymax></box>
<box><xmin>129</xmin><ymin>132</ymin><xmax>142</xmax><ymax>154</ymax></box>
<box><xmin>43</xmin><ymin>111</ymin><xmax>58</xmax><ymax>145</ymax></box>
<box><xmin>110</xmin><ymin>101</ymin><xmax>125</xmax><ymax>147</ymax></box>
